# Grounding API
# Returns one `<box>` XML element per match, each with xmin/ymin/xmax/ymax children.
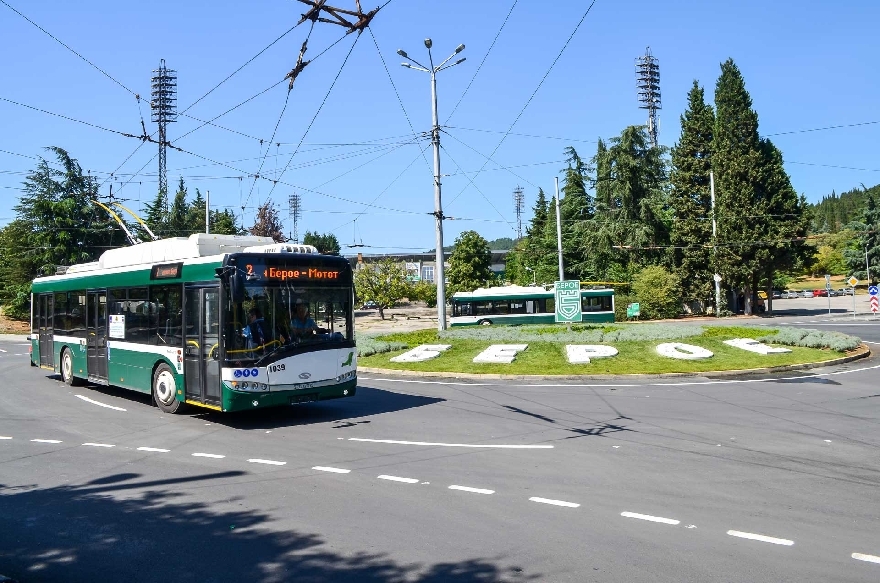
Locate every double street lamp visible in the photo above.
<box><xmin>398</xmin><ymin>39</ymin><xmax>465</xmax><ymax>331</ymax></box>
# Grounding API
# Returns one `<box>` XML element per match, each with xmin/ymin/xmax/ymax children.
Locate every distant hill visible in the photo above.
<box><xmin>437</xmin><ymin>236</ymin><xmax>520</xmax><ymax>252</ymax></box>
<box><xmin>811</xmin><ymin>183</ymin><xmax>879</xmax><ymax>233</ymax></box>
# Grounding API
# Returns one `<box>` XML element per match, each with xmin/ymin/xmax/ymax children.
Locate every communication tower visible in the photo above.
<box><xmin>150</xmin><ymin>59</ymin><xmax>177</xmax><ymax>201</ymax></box>
<box><xmin>288</xmin><ymin>192</ymin><xmax>302</xmax><ymax>243</ymax></box>
<box><xmin>635</xmin><ymin>47</ymin><xmax>661</xmax><ymax>148</ymax></box>
<box><xmin>513</xmin><ymin>185</ymin><xmax>524</xmax><ymax>240</ymax></box>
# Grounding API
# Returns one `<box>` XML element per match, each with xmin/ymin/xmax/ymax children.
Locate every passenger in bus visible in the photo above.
<box><xmin>244</xmin><ymin>307</ymin><xmax>269</xmax><ymax>350</ymax></box>
<box><xmin>289</xmin><ymin>298</ymin><xmax>318</xmax><ymax>339</ymax></box>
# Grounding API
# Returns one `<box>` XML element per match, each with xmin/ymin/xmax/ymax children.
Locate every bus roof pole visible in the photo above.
<box><xmin>555</xmin><ymin>176</ymin><xmax>564</xmax><ymax>281</ymax></box>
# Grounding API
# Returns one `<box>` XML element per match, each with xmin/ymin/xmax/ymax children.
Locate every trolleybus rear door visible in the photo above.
<box><xmin>38</xmin><ymin>294</ymin><xmax>54</xmax><ymax>367</ymax></box>
<box><xmin>184</xmin><ymin>286</ymin><xmax>221</xmax><ymax>405</ymax></box>
<box><xmin>86</xmin><ymin>291</ymin><xmax>108</xmax><ymax>382</ymax></box>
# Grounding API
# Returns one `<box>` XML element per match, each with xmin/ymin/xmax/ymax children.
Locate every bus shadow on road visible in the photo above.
<box><xmin>195</xmin><ymin>386</ymin><xmax>445</xmax><ymax>430</ymax></box>
<box><xmin>0</xmin><ymin>471</ymin><xmax>538</xmax><ymax>583</ymax></box>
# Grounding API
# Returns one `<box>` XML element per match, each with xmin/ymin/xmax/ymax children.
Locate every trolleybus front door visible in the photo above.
<box><xmin>184</xmin><ymin>286</ymin><xmax>221</xmax><ymax>406</ymax></box>
<box><xmin>86</xmin><ymin>291</ymin><xmax>108</xmax><ymax>383</ymax></box>
<box><xmin>38</xmin><ymin>293</ymin><xmax>54</xmax><ymax>367</ymax></box>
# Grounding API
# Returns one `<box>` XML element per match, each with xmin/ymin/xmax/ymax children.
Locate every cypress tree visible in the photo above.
<box><xmin>669</xmin><ymin>81</ymin><xmax>715</xmax><ymax>305</ymax></box>
<box><xmin>713</xmin><ymin>58</ymin><xmax>765</xmax><ymax>314</ymax></box>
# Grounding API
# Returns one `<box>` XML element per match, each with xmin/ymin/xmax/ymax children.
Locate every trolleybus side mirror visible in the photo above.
<box><xmin>231</xmin><ymin>270</ymin><xmax>245</xmax><ymax>304</ymax></box>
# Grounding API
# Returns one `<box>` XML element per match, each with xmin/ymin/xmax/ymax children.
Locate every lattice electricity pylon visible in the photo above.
<box><xmin>296</xmin><ymin>0</ymin><xmax>381</xmax><ymax>34</ymax></box>
<box><xmin>288</xmin><ymin>192</ymin><xmax>302</xmax><ymax>243</ymax></box>
<box><xmin>150</xmin><ymin>59</ymin><xmax>177</xmax><ymax>202</ymax></box>
<box><xmin>635</xmin><ymin>47</ymin><xmax>661</xmax><ymax>148</ymax></box>
<box><xmin>513</xmin><ymin>185</ymin><xmax>524</xmax><ymax>240</ymax></box>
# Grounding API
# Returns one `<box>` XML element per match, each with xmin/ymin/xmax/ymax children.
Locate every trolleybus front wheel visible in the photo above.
<box><xmin>153</xmin><ymin>363</ymin><xmax>183</xmax><ymax>414</ymax></box>
<box><xmin>477</xmin><ymin>319</ymin><xmax>493</xmax><ymax>326</ymax></box>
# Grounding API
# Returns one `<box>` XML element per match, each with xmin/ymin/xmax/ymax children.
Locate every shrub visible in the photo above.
<box><xmin>614</xmin><ymin>292</ymin><xmax>637</xmax><ymax>321</ymax></box>
<box><xmin>631</xmin><ymin>265</ymin><xmax>683</xmax><ymax>320</ymax></box>
<box><xmin>759</xmin><ymin>327</ymin><xmax>861</xmax><ymax>352</ymax></box>
<box><xmin>438</xmin><ymin>323</ymin><xmax>702</xmax><ymax>343</ymax></box>
<box><xmin>356</xmin><ymin>335</ymin><xmax>408</xmax><ymax>357</ymax></box>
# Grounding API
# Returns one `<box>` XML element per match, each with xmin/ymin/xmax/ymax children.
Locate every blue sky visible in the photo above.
<box><xmin>2</xmin><ymin>0</ymin><xmax>878</xmax><ymax>252</ymax></box>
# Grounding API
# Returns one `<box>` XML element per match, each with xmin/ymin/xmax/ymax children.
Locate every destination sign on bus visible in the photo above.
<box><xmin>249</xmin><ymin>265</ymin><xmax>341</xmax><ymax>281</ymax></box>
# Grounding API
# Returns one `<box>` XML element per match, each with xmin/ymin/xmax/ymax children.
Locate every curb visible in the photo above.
<box><xmin>359</xmin><ymin>344</ymin><xmax>872</xmax><ymax>382</ymax></box>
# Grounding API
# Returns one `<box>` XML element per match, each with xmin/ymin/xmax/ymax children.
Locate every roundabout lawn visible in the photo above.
<box><xmin>357</xmin><ymin>326</ymin><xmax>854</xmax><ymax>376</ymax></box>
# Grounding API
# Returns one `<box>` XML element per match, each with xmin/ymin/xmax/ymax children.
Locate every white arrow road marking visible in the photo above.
<box><xmin>449</xmin><ymin>485</ymin><xmax>494</xmax><ymax>495</ymax></box>
<box><xmin>621</xmin><ymin>512</ymin><xmax>680</xmax><ymax>525</ymax></box>
<box><xmin>348</xmin><ymin>438</ymin><xmax>553</xmax><ymax>449</ymax></box>
<box><xmin>852</xmin><ymin>553</ymin><xmax>880</xmax><ymax>564</ymax></box>
<box><xmin>247</xmin><ymin>458</ymin><xmax>286</xmax><ymax>466</ymax></box>
<box><xmin>377</xmin><ymin>475</ymin><xmax>419</xmax><ymax>484</ymax></box>
<box><xmin>31</xmin><ymin>439</ymin><xmax>62</xmax><ymax>444</ymax></box>
<box><xmin>313</xmin><ymin>466</ymin><xmax>351</xmax><ymax>474</ymax></box>
<box><xmin>727</xmin><ymin>530</ymin><xmax>793</xmax><ymax>546</ymax></box>
<box><xmin>82</xmin><ymin>443</ymin><xmax>115</xmax><ymax>448</ymax></box>
<box><xmin>192</xmin><ymin>453</ymin><xmax>225</xmax><ymax>459</ymax></box>
<box><xmin>137</xmin><ymin>447</ymin><xmax>170</xmax><ymax>453</ymax></box>
<box><xmin>75</xmin><ymin>394</ymin><xmax>126</xmax><ymax>411</ymax></box>
<box><xmin>530</xmin><ymin>497</ymin><xmax>580</xmax><ymax>508</ymax></box>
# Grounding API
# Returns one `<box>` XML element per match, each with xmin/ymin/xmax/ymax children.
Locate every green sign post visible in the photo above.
<box><xmin>554</xmin><ymin>280</ymin><xmax>582</xmax><ymax>323</ymax></box>
<box><xmin>626</xmin><ymin>303</ymin><xmax>641</xmax><ymax>319</ymax></box>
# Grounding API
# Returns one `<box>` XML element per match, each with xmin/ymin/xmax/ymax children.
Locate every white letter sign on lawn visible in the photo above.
<box><xmin>566</xmin><ymin>345</ymin><xmax>619</xmax><ymax>364</ymax></box>
<box><xmin>723</xmin><ymin>338</ymin><xmax>791</xmax><ymax>355</ymax></box>
<box><xmin>656</xmin><ymin>342</ymin><xmax>713</xmax><ymax>360</ymax></box>
<box><xmin>390</xmin><ymin>344</ymin><xmax>452</xmax><ymax>363</ymax></box>
<box><xmin>473</xmin><ymin>345</ymin><xmax>528</xmax><ymax>364</ymax></box>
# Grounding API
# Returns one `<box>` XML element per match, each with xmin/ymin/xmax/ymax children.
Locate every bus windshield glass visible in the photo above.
<box><xmin>224</xmin><ymin>281</ymin><xmax>352</xmax><ymax>365</ymax></box>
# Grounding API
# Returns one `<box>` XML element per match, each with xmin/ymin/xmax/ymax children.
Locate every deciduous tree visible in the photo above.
<box><xmin>446</xmin><ymin>230</ymin><xmax>492</xmax><ymax>294</ymax></box>
<box><xmin>354</xmin><ymin>258</ymin><xmax>409</xmax><ymax>320</ymax></box>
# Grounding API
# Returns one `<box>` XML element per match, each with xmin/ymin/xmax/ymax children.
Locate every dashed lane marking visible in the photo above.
<box><xmin>377</xmin><ymin>475</ymin><xmax>419</xmax><ymax>484</ymax></box>
<box><xmin>449</xmin><ymin>485</ymin><xmax>495</xmax><ymax>495</ymax></box>
<box><xmin>313</xmin><ymin>466</ymin><xmax>351</xmax><ymax>474</ymax></box>
<box><xmin>137</xmin><ymin>447</ymin><xmax>170</xmax><ymax>453</ymax></box>
<box><xmin>30</xmin><ymin>439</ymin><xmax>62</xmax><ymax>444</ymax></box>
<box><xmin>852</xmin><ymin>553</ymin><xmax>880</xmax><ymax>564</ymax></box>
<box><xmin>727</xmin><ymin>530</ymin><xmax>794</xmax><ymax>546</ymax></box>
<box><xmin>0</xmin><ymin>436</ymin><xmax>11</xmax><ymax>440</ymax></box>
<box><xmin>82</xmin><ymin>443</ymin><xmax>114</xmax><ymax>448</ymax></box>
<box><xmin>529</xmin><ymin>497</ymin><xmax>580</xmax><ymax>508</ymax></box>
<box><xmin>247</xmin><ymin>458</ymin><xmax>286</xmax><ymax>466</ymax></box>
<box><xmin>348</xmin><ymin>438</ymin><xmax>553</xmax><ymax>449</ymax></box>
<box><xmin>75</xmin><ymin>394</ymin><xmax>126</xmax><ymax>411</ymax></box>
<box><xmin>621</xmin><ymin>512</ymin><xmax>680</xmax><ymax>525</ymax></box>
<box><xmin>192</xmin><ymin>453</ymin><xmax>225</xmax><ymax>459</ymax></box>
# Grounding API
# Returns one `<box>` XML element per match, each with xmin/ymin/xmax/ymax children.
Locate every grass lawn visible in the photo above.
<box><xmin>358</xmin><ymin>328</ymin><xmax>845</xmax><ymax>375</ymax></box>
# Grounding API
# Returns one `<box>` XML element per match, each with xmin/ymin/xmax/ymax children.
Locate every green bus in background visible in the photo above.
<box><xmin>30</xmin><ymin>234</ymin><xmax>357</xmax><ymax>413</ymax></box>
<box><xmin>450</xmin><ymin>285</ymin><xmax>615</xmax><ymax>326</ymax></box>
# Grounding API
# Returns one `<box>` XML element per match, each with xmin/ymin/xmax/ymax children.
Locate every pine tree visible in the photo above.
<box><xmin>559</xmin><ymin>146</ymin><xmax>593</xmax><ymax>279</ymax></box>
<box><xmin>143</xmin><ymin>187</ymin><xmax>168</xmax><ymax>237</ymax></box>
<box><xmin>210</xmin><ymin>209</ymin><xmax>246</xmax><ymax>236</ymax></box>
<box><xmin>669</xmin><ymin>81</ymin><xmax>715</xmax><ymax>305</ymax></box>
<box><xmin>845</xmin><ymin>192</ymin><xmax>879</xmax><ymax>283</ymax></box>
<box><xmin>166</xmin><ymin>177</ymin><xmax>190</xmax><ymax>237</ymax></box>
<box><xmin>186</xmin><ymin>188</ymin><xmax>206</xmax><ymax>233</ymax></box>
<box><xmin>713</xmin><ymin>58</ymin><xmax>765</xmax><ymax>314</ymax></box>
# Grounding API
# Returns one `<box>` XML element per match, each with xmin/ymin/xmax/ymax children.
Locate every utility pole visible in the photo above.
<box><xmin>711</xmin><ymin>171</ymin><xmax>722</xmax><ymax>316</ymax></box>
<box><xmin>867</xmin><ymin>244</ymin><xmax>872</xmax><ymax>285</ymax></box>
<box><xmin>398</xmin><ymin>39</ymin><xmax>466</xmax><ymax>331</ymax></box>
<box><xmin>205</xmin><ymin>190</ymin><xmax>210</xmax><ymax>234</ymax></box>
<box><xmin>150</xmin><ymin>59</ymin><xmax>177</xmax><ymax>202</ymax></box>
<box><xmin>554</xmin><ymin>176</ymin><xmax>564</xmax><ymax>281</ymax></box>
<box><xmin>513</xmin><ymin>185</ymin><xmax>524</xmax><ymax>240</ymax></box>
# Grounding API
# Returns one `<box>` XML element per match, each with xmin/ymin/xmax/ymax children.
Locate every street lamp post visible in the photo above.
<box><xmin>398</xmin><ymin>39</ymin><xmax>465</xmax><ymax>332</ymax></box>
<box><xmin>524</xmin><ymin>266</ymin><xmax>536</xmax><ymax>286</ymax></box>
<box><xmin>867</xmin><ymin>244</ymin><xmax>872</xmax><ymax>285</ymax></box>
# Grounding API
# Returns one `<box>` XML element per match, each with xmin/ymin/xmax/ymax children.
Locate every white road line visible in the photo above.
<box><xmin>137</xmin><ymin>447</ymin><xmax>170</xmax><ymax>453</ymax></box>
<box><xmin>82</xmin><ymin>443</ymin><xmax>115</xmax><ymax>448</ymax></box>
<box><xmin>312</xmin><ymin>466</ymin><xmax>351</xmax><ymax>474</ymax></box>
<box><xmin>358</xmin><ymin>377</ymin><xmax>492</xmax><ymax>387</ymax></box>
<box><xmin>377</xmin><ymin>475</ymin><xmax>419</xmax><ymax>484</ymax></box>
<box><xmin>192</xmin><ymin>453</ymin><xmax>225</xmax><ymax>459</ymax></box>
<box><xmin>31</xmin><ymin>439</ymin><xmax>62</xmax><ymax>444</ymax></box>
<box><xmin>852</xmin><ymin>553</ymin><xmax>880</xmax><ymax>564</ymax></box>
<box><xmin>0</xmin><ymin>436</ymin><xmax>11</xmax><ymax>440</ymax></box>
<box><xmin>348</xmin><ymin>438</ymin><xmax>553</xmax><ymax>449</ymax></box>
<box><xmin>864</xmin><ymin>341</ymin><xmax>880</xmax><ymax>345</ymax></box>
<box><xmin>75</xmin><ymin>394</ymin><xmax>126</xmax><ymax>412</ymax></box>
<box><xmin>0</xmin><ymin>348</ymin><xmax>7</xmax><ymax>353</ymax></box>
<box><xmin>449</xmin><ymin>485</ymin><xmax>494</xmax><ymax>495</ymax></box>
<box><xmin>727</xmin><ymin>530</ymin><xmax>794</xmax><ymax>546</ymax></box>
<box><xmin>621</xmin><ymin>511</ymin><xmax>680</xmax><ymax>525</ymax></box>
<box><xmin>247</xmin><ymin>458</ymin><xmax>286</xmax><ymax>466</ymax></box>
<box><xmin>530</xmin><ymin>497</ymin><xmax>580</xmax><ymax>508</ymax></box>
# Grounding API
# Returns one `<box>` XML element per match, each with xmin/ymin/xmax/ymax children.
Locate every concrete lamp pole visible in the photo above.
<box><xmin>398</xmin><ymin>40</ymin><xmax>465</xmax><ymax>331</ymax></box>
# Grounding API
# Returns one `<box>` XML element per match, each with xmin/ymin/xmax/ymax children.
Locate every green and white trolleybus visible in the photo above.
<box><xmin>30</xmin><ymin>234</ymin><xmax>357</xmax><ymax>413</ymax></box>
<box><xmin>450</xmin><ymin>285</ymin><xmax>615</xmax><ymax>326</ymax></box>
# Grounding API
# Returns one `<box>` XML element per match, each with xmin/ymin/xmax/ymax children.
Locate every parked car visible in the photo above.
<box><xmin>839</xmin><ymin>287</ymin><xmax>855</xmax><ymax>296</ymax></box>
<box><xmin>772</xmin><ymin>290</ymin><xmax>782</xmax><ymax>299</ymax></box>
<box><xmin>361</xmin><ymin>300</ymin><xmax>379</xmax><ymax>309</ymax></box>
<box><xmin>813</xmin><ymin>289</ymin><xmax>828</xmax><ymax>297</ymax></box>
<box><xmin>827</xmin><ymin>289</ymin><xmax>839</xmax><ymax>297</ymax></box>
<box><xmin>800</xmin><ymin>290</ymin><xmax>814</xmax><ymax>298</ymax></box>
<box><xmin>757</xmin><ymin>290</ymin><xmax>767</xmax><ymax>300</ymax></box>
<box><xmin>781</xmin><ymin>290</ymin><xmax>797</xmax><ymax>299</ymax></box>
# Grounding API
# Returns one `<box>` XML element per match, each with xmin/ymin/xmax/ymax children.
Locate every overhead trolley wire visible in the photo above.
<box><xmin>444</xmin><ymin>0</ymin><xmax>518</xmax><ymax>124</ymax></box>
<box><xmin>440</xmin><ymin>143</ymin><xmax>516</xmax><ymax>232</ymax></box>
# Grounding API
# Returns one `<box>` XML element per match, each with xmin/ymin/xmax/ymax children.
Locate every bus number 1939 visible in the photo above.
<box><xmin>269</xmin><ymin>363</ymin><xmax>286</xmax><ymax>373</ymax></box>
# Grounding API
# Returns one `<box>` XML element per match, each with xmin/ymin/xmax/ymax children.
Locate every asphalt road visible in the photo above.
<box><xmin>1</xmin><ymin>321</ymin><xmax>879</xmax><ymax>582</ymax></box>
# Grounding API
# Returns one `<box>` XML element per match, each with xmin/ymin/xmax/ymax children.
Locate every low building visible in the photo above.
<box><xmin>348</xmin><ymin>250</ymin><xmax>509</xmax><ymax>282</ymax></box>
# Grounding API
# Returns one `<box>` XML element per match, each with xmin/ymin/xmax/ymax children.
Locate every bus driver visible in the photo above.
<box><xmin>289</xmin><ymin>298</ymin><xmax>318</xmax><ymax>339</ymax></box>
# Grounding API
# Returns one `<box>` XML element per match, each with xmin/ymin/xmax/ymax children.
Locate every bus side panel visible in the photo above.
<box><xmin>30</xmin><ymin>336</ymin><xmax>39</xmax><ymax>366</ymax></box>
<box><xmin>53</xmin><ymin>341</ymin><xmax>89</xmax><ymax>378</ymax></box>
<box><xmin>582</xmin><ymin>313</ymin><xmax>615</xmax><ymax>324</ymax></box>
<box><xmin>106</xmin><ymin>347</ymin><xmax>160</xmax><ymax>394</ymax></box>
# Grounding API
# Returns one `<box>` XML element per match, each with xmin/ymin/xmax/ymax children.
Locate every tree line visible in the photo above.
<box><xmin>0</xmin><ymin>150</ymin><xmax>341</xmax><ymax>318</ymax></box>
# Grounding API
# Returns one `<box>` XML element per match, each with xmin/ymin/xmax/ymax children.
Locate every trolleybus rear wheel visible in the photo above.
<box><xmin>60</xmin><ymin>348</ymin><xmax>81</xmax><ymax>386</ymax></box>
<box><xmin>153</xmin><ymin>363</ymin><xmax>182</xmax><ymax>414</ymax></box>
